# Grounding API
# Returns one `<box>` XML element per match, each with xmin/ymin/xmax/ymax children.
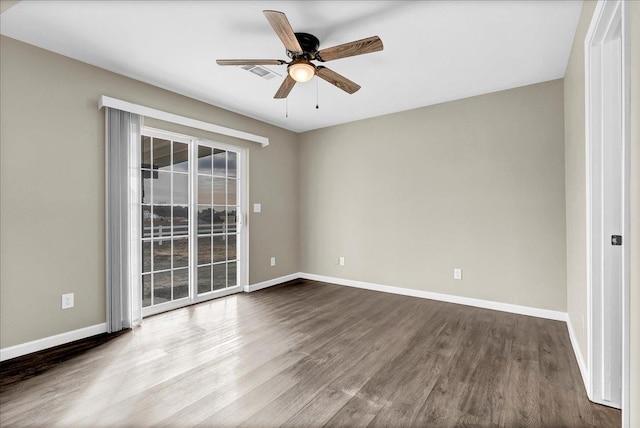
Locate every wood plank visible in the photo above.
<box><xmin>499</xmin><ymin>316</ymin><xmax>542</xmax><ymax>427</ymax></box>
<box><xmin>316</xmin><ymin>67</ymin><xmax>361</xmax><ymax>94</ymax></box>
<box><xmin>316</xmin><ymin>36</ymin><xmax>383</xmax><ymax>62</ymax></box>
<box><xmin>216</xmin><ymin>59</ymin><xmax>284</xmax><ymax>66</ymax></box>
<box><xmin>262</xmin><ymin>10</ymin><xmax>302</xmax><ymax>53</ymax></box>
<box><xmin>274</xmin><ymin>75</ymin><xmax>296</xmax><ymax>99</ymax></box>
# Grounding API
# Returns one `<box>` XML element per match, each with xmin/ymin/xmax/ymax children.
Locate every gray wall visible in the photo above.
<box><xmin>563</xmin><ymin>0</ymin><xmax>596</xmax><ymax>369</ymax></box>
<box><xmin>299</xmin><ymin>79</ymin><xmax>567</xmax><ymax>311</ymax></box>
<box><xmin>0</xmin><ymin>36</ymin><xmax>299</xmax><ymax>348</ymax></box>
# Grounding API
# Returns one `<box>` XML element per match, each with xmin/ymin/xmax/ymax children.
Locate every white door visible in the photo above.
<box><xmin>585</xmin><ymin>0</ymin><xmax>630</xmax><ymax>413</ymax></box>
<box><xmin>600</xmin><ymin>32</ymin><xmax>622</xmax><ymax>406</ymax></box>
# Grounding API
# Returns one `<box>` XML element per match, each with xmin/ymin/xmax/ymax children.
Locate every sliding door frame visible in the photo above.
<box><xmin>140</xmin><ymin>127</ymin><xmax>248</xmax><ymax>318</ymax></box>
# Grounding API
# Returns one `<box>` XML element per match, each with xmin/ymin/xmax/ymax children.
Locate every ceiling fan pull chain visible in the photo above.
<box><xmin>286</xmin><ymin>97</ymin><xmax>288</xmax><ymax>118</ymax></box>
<box><xmin>316</xmin><ymin>76</ymin><xmax>319</xmax><ymax>109</ymax></box>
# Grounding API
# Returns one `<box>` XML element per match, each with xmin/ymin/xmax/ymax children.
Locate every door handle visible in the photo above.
<box><xmin>611</xmin><ymin>235</ymin><xmax>622</xmax><ymax>246</ymax></box>
<box><xmin>238</xmin><ymin>211</ymin><xmax>244</xmax><ymax>229</ymax></box>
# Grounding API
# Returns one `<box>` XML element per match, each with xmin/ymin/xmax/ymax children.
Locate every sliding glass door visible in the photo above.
<box><xmin>140</xmin><ymin>133</ymin><xmax>190</xmax><ymax>309</ymax></box>
<box><xmin>196</xmin><ymin>146</ymin><xmax>239</xmax><ymax>295</ymax></box>
<box><xmin>140</xmin><ymin>128</ymin><xmax>245</xmax><ymax>317</ymax></box>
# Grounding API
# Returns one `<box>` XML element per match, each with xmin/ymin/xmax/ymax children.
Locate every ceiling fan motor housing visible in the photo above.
<box><xmin>287</xmin><ymin>32</ymin><xmax>320</xmax><ymax>60</ymax></box>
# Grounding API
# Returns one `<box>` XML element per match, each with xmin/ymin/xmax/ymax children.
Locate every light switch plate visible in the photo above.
<box><xmin>253</xmin><ymin>203</ymin><xmax>262</xmax><ymax>213</ymax></box>
<box><xmin>270</xmin><ymin>257</ymin><xmax>276</xmax><ymax>266</ymax></box>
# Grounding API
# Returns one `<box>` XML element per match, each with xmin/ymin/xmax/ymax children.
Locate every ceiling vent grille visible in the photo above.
<box><xmin>241</xmin><ymin>65</ymin><xmax>281</xmax><ymax>80</ymax></box>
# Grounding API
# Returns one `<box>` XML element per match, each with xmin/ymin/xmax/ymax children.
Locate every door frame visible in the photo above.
<box><xmin>584</xmin><ymin>0</ymin><xmax>630</xmax><ymax>421</ymax></box>
<box><xmin>139</xmin><ymin>127</ymin><xmax>248</xmax><ymax>318</ymax></box>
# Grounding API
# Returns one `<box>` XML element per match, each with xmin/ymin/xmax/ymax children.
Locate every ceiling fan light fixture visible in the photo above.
<box><xmin>288</xmin><ymin>60</ymin><xmax>315</xmax><ymax>83</ymax></box>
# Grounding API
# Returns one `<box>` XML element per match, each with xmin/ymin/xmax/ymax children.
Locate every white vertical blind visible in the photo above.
<box><xmin>105</xmin><ymin>108</ymin><xmax>142</xmax><ymax>332</ymax></box>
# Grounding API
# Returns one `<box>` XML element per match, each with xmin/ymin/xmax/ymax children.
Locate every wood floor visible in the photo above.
<box><xmin>0</xmin><ymin>279</ymin><xmax>620</xmax><ymax>427</ymax></box>
<box><xmin>0</xmin><ymin>331</ymin><xmax>126</xmax><ymax>388</ymax></box>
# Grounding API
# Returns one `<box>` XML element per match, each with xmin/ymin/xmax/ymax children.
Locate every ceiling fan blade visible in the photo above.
<box><xmin>316</xmin><ymin>36</ymin><xmax>383</xmax><ymax>62</ymax></box>
<box><xmin>316</xmin><ymin>66</ymin><xmax>361</xmax><ymax>94</ymax></box>
<box><xmin>263</xmin><ymin>10</ymin><xmax>303</xmax><ymax>53</ymax></box>
<box><xmin>216</xmin><ymin>59</ymin><xmax>285</xmax><ymax>66</ymax></box>
<box><xmin>274</xmin><ymin>75</ymin><xmax>296</xmax><ymax>99</ymax></box>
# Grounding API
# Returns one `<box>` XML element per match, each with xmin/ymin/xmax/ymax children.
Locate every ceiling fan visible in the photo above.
<box><xmin>216</xmin><ymin>10</ymin><xmax>384</xmax><ymax>99</ymax></box>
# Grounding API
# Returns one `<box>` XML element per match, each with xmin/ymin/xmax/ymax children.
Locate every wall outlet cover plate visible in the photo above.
<box><xmin>61</xmin><ymin>293</ymin><xmax>74</xmax><ymax>309</ymax></box>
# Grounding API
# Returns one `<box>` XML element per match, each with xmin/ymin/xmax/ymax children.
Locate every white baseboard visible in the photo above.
<box><xmin>299</xmin><ymin>272</ymin><xmax>568</xmax><ymax>322</ymax></box>
<box><xmin>244</xmin><ymin>272</ymin><xmax>302</xmax><ymax>293</ymax></box>
<box><xmin>567</xmin><ymin>315</ymin><xmax>591</xmax><ymax>399</ymax></box>
<box><xmin>0</xmin><ymin>323</ymin><xmax>107</xmax><ymax>362</ymax></box>
<box><xmin>0</xmin><ymin>274</ymin><xmax>571</xmax><ymax>366</ymax></box>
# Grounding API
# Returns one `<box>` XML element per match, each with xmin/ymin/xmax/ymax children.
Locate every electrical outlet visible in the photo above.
<box><xmin>453</xmin><ymin>268</ymin><xmax>462</xmax><ymax>280</ymax></box>
<box><xmin>270</xmin><ymin>257</ymin><xmax>276</xmax><ymax>266</ymax></box>
<box><xmin>339</xmin><ymin>257</ymin><xmax>345</xmax><ymax>266</ymax></box>
<box><xmin>62</xmin><ymin>293</ymin><xmax>74</xmax><ymax>309</ymax></box>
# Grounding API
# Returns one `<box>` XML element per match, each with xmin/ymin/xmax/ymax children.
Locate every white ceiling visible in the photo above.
<box><xmin>0</xmin><ymin>1</ymin><xmax>581</xmax><ymax>133</ymax></box>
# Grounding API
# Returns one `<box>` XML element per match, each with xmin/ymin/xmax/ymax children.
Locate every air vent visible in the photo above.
<box><xmin>240</xmin><ymin>65</ymin><xmax>281</xmax><ymax>80</ymax></box>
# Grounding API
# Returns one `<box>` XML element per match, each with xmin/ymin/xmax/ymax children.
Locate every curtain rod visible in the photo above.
<box><xmin>98</xmin><ymin>96</ymin><xmax>269</xmax><ymax>147</ymax></box>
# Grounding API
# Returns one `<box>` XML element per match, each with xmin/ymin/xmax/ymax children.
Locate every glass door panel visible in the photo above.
<box><xmin>196</xmin><ymin>144</ymin><xmax>240</xmax><ymax>296</ymax></box>
<box><xmin>141</xmin><ymin>133</ymin><xmax>191</xmax><ymax>310</ymax></box>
